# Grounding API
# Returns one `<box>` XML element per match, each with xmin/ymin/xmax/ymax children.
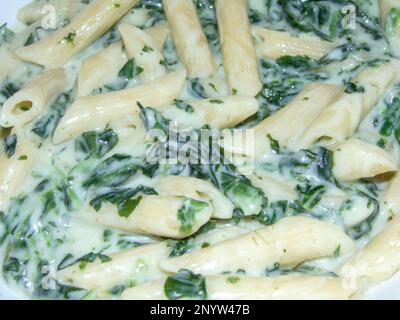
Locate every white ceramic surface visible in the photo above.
<box><xmin>0</xmin><ymin>0</ymin><xmax>399</xmax><ymax>300</ymax></box>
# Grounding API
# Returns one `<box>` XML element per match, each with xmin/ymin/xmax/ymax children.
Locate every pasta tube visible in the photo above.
<box><xmin>253</xmin><ymin>26</ymin><xmax>338</xmax><ymax>60</ymax></box>
<box><xmin>144</xmin><ymin>22</ymin><xmax>170</xmax><ymax>53</ymax></box>
<box><xmin>156</xmin><ymin>176</ymin><xmax>234</xmax><ymax>219</ymax></box>
<box><xmin>119</xmin><ymin>24</ymin><xmax>166</xmax><ymax>82</ymax></box>
<box><xmin>341</xmin><ymin>216</ymin><xmax>400</xmax><ymax>287</ymax></box>
<box><xmin>161</xmin><ymin>96</ymin><xmax>259</xmax><ymax>130</ymax></box>
<box><xmin>159</xmin><ymin>216</ymin><xmax>356</xmax><ymax>274</ymax></box>
<box><xmin>0</xmin><ymin>136</ymin><xmax>37</xmax><ymax>208</ymax></box>
<box><xmin>382</xmin><ymin>172</ymin><xmax>400</xmax><ymax>216</ymax></box>
<box><xmin>77</xmin><ymin>41</ymin><xmax>128</xmax><ymax>97</ymax></box>
<box><xmin>247</xmin><ymin>173</ymin><xmax>297</xmax><ymax>202</ymax></box>
<box><xmin>297</xmin><ymin>60</ymin><xmax>400</xmax><ymax>148</ymax></box>
<box><xmin>163</xmin><ymin>0</ymin><xmax>216</xmax><ymax>78</ymax></box>
<box><xmin>57</xmin><ymin>242</ymin><xmax>170</xmax><ymax>292</ymax></box>
<box><xmin>15</xmin><ymin>0</ymin><xmax>139</xmax><ymax>68</ymax></box>
<box><xmin>80</xmin><ymin>195</ymin><xmax>213</xmax><ymax>239</ymax></box>
<box><xmin>222</xmin><ymin>83</ymin><xmax>342</xmax><ymax>157</ymax></box>
<box><xmin>216</xmin><ymin>0</ymin><xmax>262</xmax><ymax>97</ymax></box>
<box><xmin>53</xmin><ymin>69</ymin><xmax>187</xmax><ymax>143</ymax></box>
<box><xmin>0</xmin><ymin>69</ymin><xmax>70</xmax><ymax>127</ymax></box>
<box><xmin>121</xmin><ymin>275</ymin><xmax>354</xmax><ymax>300</ymax></box>
<box><xmin>332</xmin><ymin>139</ymin><xmax>398</xmax><ymax>181</ymax></box>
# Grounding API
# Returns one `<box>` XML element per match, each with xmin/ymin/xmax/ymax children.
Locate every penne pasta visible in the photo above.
<box><xmin>3</xmin><ymin>0</ymin><xmax>400</xmax><ymax>301</ymax></box>
<box><xmin>297</xmin><ymin>60</ymin><xmax>400</xmax><ymax>148</ymax></box>
<box><xmin>53</xmin><ymin>69</ymin><xmax>187</xmax><ymax>143</ymax></box>
<box><xmin>161</xmin><ymin>96</ymin><xmax>259</xmax><ymax>130</ymax></box>
<box><xmin>216</xmin><ymin>0</ymin><xmax>262</xmax><ymax>97</ymax></box>
<box><xmin>332</xmin><ymin>139</ymin><xmax>398</xmax><ymax>181</ymax></box>
<box><xmin>341</xmin><ymin>216</ymin><xmax>400</xmax><ymax>288</ymax></box>
<box><xmin>119</xmin><ymin>24</ymin><xmax>166</xmax><ymax>82</ymax></box>
<box><xmin>380</xmin><ymin>0</ymin><xmax>400</xmax><ymax>54</ymax></box>
<box><xmin>80</xmin><ymin>195</ymin><xmax>213</xmax><ymax>239</ymax></box>
<box><xmin>382</xmin><ymin>172</ymin><xmax>400</xmax><ymax>216</ymax></box>
<box><xmin>0</xmin><ymin>135</ymin><xmax>37</xmax><ymax>208</ymax></box>
<box><xmin>122</xmin><ymin>274</ymin><xmax>354</xmax><ymax>300</ymax></box>
<box><xmin>15</xmin><ymin>0</ymin><xmax>139</xmax><ymax>68</ymax></box>
<box><xmin>163</xmin><ymin>0</ymin><xmax>216</xmax><ymax>78</ymax></box>
<box><xmin>253</xmin><ymin>26</ymin><xmax>338</xmax><ymax>60</ymax></box>
<box><xmin>57</xmin><ymin>242</ymin><xmax>170</xmax><ymax>293</ymax></box>
<box><xmin>0</xmin><ymin>69</ymin><xmax>70</xmax><ymax>127</ymax></box>
<box><xmin>144</xmin><ymin>22</ymin><xmax>170</xmax><ymax>53</ymax></box>
<box><xmin>156</xmin><ymin>176</ymin><xmax>234</xmax><ymax>219</ymax></box>
<box><xmin>247</xmin><ymin>173</ymin><xmax>297</xmax><ymax>202</ymax></box>
<box><xmin>77</xmin><ymin>41</ymin><xmax>128</xmax><ymax>97</ymax></box>
<box><xmin>159</xmin><ymin>216</ymin><xmax>356</xmax><ymax>275</ymax></box>
<box><xmin>222</xmin><ymin>83</ymin><xmax>343</xmax><ymax>157</ymax></box>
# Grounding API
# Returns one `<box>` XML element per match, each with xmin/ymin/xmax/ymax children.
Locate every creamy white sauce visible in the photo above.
<box><xmin>0</xmin><ymin>0</ymin><xmax>399</xmax><ymax>299</ymax></box>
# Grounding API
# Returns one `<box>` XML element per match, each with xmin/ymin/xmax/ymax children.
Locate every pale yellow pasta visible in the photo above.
<box><xmin>297</xmin><ymin>60</ymin><xmax>400</xmax><ymax>148</ymax></box>
<box><xmin>341</xmin><ymin>216</ymin><xmax>400</xmax><ymax>288</ymax></box>
<box><xmin>53</xmin><ymin>69</ymin><xmax>187</xmax><ymax>144</ymax></box>
<box><xmin>144</xmin><ymin>22</ymin><xmax>170</xmax><ymax>53</ymax></box>
<box><xmin>119</xmin><ymin>24</ymin><xmax>166</xmax><ymax>82</ymax></box>
<box><xmin>0</xmin><ymin>69</ymin><xmax>70</xmax><ymax>127</ymax></box>
<box><xmin>57</xmin><ymin>242</ymin><xmax>170</xmax><ymax>293</ymax></box>
<box><xmin>77</xmin><ymin>41</ymin><xmax>128</xmax><ymax>97</ymax></box>
<box><xmin>0</xmin><ymin>136</ymin><xmax>37</xmax><ymax>208</ymax></box>
<box><xmin>0</xmin><ymin>47</ymin><xmax>23</xmax><ymax>84</ymax></box>
<box><xmin>17</xmin><ymin>0</ymin><xmax>83</xmax><ymax>25</ymax></box>
<box><xmin>122</xmin><ymin>275</ymin><xmax>354</xmax><ymax>300</ymax></box>
<box><xmin>380</xmin><ymin>0</ymin><xmax>400</xmax><ymax>28</ymax></box>
<box><xmin>247</xmin><ymin>173</ymin><xmax>297</xmax><ymax>202</ymax></box>
<box><xmin>159</xmin><ymin>216</ymin><xmax>356</xmax><ymax>275</ymax></box>
<box><xmin>253</xmin><ymin>26</ymin><xmax>338</xmax><ymax>60</ymax></box>
<box><xmin>163</xmin><ymin>0</ymin><xmax>216</xmax><ymax>78</ymax></box>
<box><xmin>161</xmin><ymin>96</ymin><xmax>259</xmax><ymax>130</ymax></box>
<box><xmin>222</xmin><ymin>83</ymin><xmax>342</xmax><ymax>157</ymax></box>
<box><xmin>331</xmin><ymin>139</ymin><xmax>398</xmax><ymax>181</ymax></box>
<box><xmin>156</xmin><ymin>176</ymin><xmax>234</xmax><ymax>219</ymax></box>
<box><xmin>79</xmin><ymin>195</ymin><xmax>213</xmax><ymax>239</ymax></box>
<box><xmin>15</xmin><ymin>0</ymin><xmax>139</xmax><ymax>68</ymax></box>
<box><xmin>382</xmin><ymin>172</ymin><xmax>400</xmax><ymax>216</ymax></box>
<box><xmin>216</xmin><ymin>0</ymin><xmax>262</xmax><ymax>97</ymax></box>
<box><xmin>380</xmin><ymin>0</ymin><xmax>400</xmax><ymax>54</ymax></box>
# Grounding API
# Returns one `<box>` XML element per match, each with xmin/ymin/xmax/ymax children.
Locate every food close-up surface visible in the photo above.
<box><xmin>1</xmin><ymin>0</ymin><xmax>400</xmax><ymax>300</ymax></box>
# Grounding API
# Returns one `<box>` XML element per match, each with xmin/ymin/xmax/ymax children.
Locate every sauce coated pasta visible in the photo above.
<box><xmin>1</xmin><ymin>0</ymin><xmax>400</xmax><ymax>300</ymax></box>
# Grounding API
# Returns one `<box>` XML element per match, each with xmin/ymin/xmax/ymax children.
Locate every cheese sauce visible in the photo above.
<box><xmin>0</xmin><ymin>0</ymin><xmax>400</xmax><ymax>299</ymax></box>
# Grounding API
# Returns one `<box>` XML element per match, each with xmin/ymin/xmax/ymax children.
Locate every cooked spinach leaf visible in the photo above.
<box><xmin>83</xmin><ymin>154</ymin><xmax>141</xmax><ymax>188</ymax></box>
<box><xmin>75</xmin><ymin>127</ymin><xmax>119</xmax><ymax>159</ymax></box>
<box><xmin>164</xmin><ymin>269</ymin><xmax>207</xmax><ymax>300</ymax></box>
<box><xmin>3</xmin><ymin>134</ymin><xmax>17</xmax><ymax>158</ymax></box>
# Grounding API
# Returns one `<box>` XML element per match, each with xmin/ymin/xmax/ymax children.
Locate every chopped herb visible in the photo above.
<box><xmin>344</xmin><ymin>82</ymin><xmax>365</xmax><ymax>94</ymax></box>
<box><xmin>142</xmin><ymin>45</ymin><xmax>154</xmax><ymax>53</ymax></box>
<box><xmin>118</xmin><ymin>58</ymin><xmax>144</xmax><ymax>79</ymax></box>
<box><xmin>226</xmin><ymin>276</ymin><xmax>240</xmax><ymax>284</ymax></box>
<box><xmin>267</xmin><ymin>134</ymin><xmax>280</xmax><ymax>154</ymax></box>
<box><xmin>175</xmin><ymin>99</ymin><xmax>195</xmax><ymax>113</ymax></box>
<box><xmin>209</xmin><ymin>99</ymin><xmax>224</xmax><ymax>104</ymax></box>
<box><xmin>61</xmin><ymin>32</ymin><xmax>77</xmax><ymax>44</ymax></box>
